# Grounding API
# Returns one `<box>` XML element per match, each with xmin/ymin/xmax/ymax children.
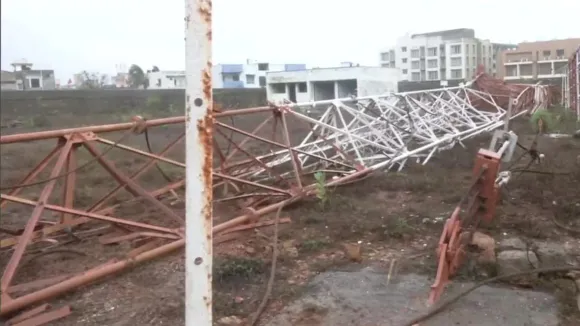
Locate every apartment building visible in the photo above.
<box><xmin>498</xmin><ymin>38</ymin><xmax>580</xmax><ymax>81</ymax></box>
<box><xmin>379</xmin><ymin>29</ymin><xmax>516</xmax><ymax>82</ymax></box>
<box><xmin>212</xmin><ymin>61</ymin><xmax>306</xmax><ymax>89</ymax></box>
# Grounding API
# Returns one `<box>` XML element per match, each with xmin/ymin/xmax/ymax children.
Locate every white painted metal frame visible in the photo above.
<box><xmin>185</xmin><ymin>0</ymin><xmax>212</xmax><ymax>325</ymax></box>
<box><xmin>227</xmin><ymin>86</ymin><xmax>524</xmax><ymax>185</ymax></box>
<box><xmin>576</xmin><ymin>47</ymin><xmax>580</xmax><ymax>122</ymax></box>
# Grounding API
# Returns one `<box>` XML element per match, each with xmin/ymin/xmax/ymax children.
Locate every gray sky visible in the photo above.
<box><xmin>2</xmin><ymin>0</ymin><xmax>579</xmax><ymax>81</ymax></box>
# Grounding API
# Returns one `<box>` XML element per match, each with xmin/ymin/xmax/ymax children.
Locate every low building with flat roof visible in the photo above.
<box><xmin>266</xmin><ymin>66</ymin><xmax>400</xmax><ymax>104</ymax></box>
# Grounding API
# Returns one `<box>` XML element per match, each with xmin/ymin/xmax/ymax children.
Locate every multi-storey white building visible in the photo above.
<box><xmin>380</xmin><ymin>29</ymin><xmax>516</xmax><ymax>82</ymax></box>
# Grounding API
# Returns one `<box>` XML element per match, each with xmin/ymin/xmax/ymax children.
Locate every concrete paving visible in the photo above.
<box><xmin>265</xmin><ymin>266</ymin><xmax>559</xmax><ymax>326</ymax></box>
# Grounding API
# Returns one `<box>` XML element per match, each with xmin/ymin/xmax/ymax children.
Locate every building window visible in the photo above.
<box><xmin>402</xmin><ymin>69</ymin><xmax>408</xmax><ymax>74</ymax></box>
<box><xmin>29</xmin><ymin>78</ymin><xmax>41</xmax><ymax>88</ymax></box>
<box><xmin>402</xmin><ymin>58</ymin><xmax>407</xmax><ymax>63</ymax></box>
<box><xmin>258</xmin><ymin>63</ymin><xmax>269</xmax><ymax>71</ymax></box>
<box><xmin>411</xmin><ymin>49</ymin><xmax>420</xmax><ymax>58</ymax></box>
<box><xmin>466</xmin><ymin>57</ymin><xmax>469</xmax><ymax>66</ymax></box>
<box><xmin>472</xmin><ymin>45</ymin><xmax>475</xmax><ymax>54</ymax></box>
<box><xmin>466</xmin><ymin>45</ymin><xmax>469</xmax><ymax>55</ymax></box>
<box><xmin>428</xmin><ymin>71</ymin><xmax>438</xmax><ymax>80</ymax></box>
<box><xmin>542</xmin><ymin>50</ymin><xmax>551</xmax><ymax>59</ymax></box>
<box><xmin>381</xmin><ymin>52</ymin><xmax>389</xmax><ymax>61</ymax></box>
<box><xmin>451</xmin><ymin>45</ymin><xmax>461</xmax><ymax>55</ymax></box>
<box><xmin>259</xmin><ymin>76</ymin><xmax>266</xmax><ymax>87</ymax></box>
<box><xmin>246</xmin><ymin>74</ymin><xmax>255</xmax><ymax>84</ymax></box>
<box><xmin>232</xmin><ymin>74</ymin><xmax>240</xmax><ymax>81</ymax></box>
<box><xmin>451</xmin><ymin>57</ymin><xmax>462</xmax><ymax>67</ymax></box>
<box><xmin>411</xmin><ymin>72</ymin><xmax>421</xmax><ymax>81</ymax></box>
<box><xmin>270</xmin><ymin>83</ymin><xmax>286</xmax><ymax>94</ymax></box>
<box><xmin>427</xmin><ymin>59</ymin><xmax>438</xmax><ymax>68</ymax></box>
<box><xmin>556</xmin><ymin>49</ymin><xmax>565</xmax><ymax>58</ymax></box>
<box><xmin>472</xmin><ymin>57</ymin><xmax>476</xmax><ymax>67</ymax></box>
<box><xmin>428</xmin><ymin>47</ymin><xmax>437</xmax><ymax>56</ymax></box>
<box><xmin>401</xmin><ymin>46</ymin><xmax>407</xmax><ymax>52</ymax></box>
<box><xmin>451</xmin><ymin>69</ymin><xmax>462</xmax><ymax>79</ymax></box>
<box><xmin>157</xmin><ymin>79</ymin><xmax>162</xmax><ymax>87</ymax></box>
<box><xmin>297</xmin><ymin>82</ymin><xmax>307</xmax><ymax>93</ymax></box>
<box><xmin>411</xmin><ymin>61</ymin><xmax>420</xmax><ymax>69</ymax></box>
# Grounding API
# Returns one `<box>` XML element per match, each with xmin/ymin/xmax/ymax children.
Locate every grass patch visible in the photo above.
<box><xmin>214</xmin><ymin>256</ymin><xmax>265</xmax><ymax>281</ymax></box>
<box><xmin>384</xmin><ymin>216</ymin><xmax>415</xmax><ymax>239</ymax></box>
<box><xmin>531</xmin><ymin>106</ymin><xmax>579</xmax><ymax>134</ymax></box>
<box><xmin>299</xmin><ymin>239</ymin><xmax>330</xmax><ymax>253</ymax></box>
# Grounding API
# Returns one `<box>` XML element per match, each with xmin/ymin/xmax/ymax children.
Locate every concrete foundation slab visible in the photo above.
<box><xmin>265</xmin><ymin>266</ymin><xmax>559</xmax><ymax>326</ymax></box>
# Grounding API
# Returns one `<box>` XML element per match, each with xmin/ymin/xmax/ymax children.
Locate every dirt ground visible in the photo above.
<box><xmin>0</xmin><ymin>107</ymin><xmax>579</xmax><ymax>325</ymax></box>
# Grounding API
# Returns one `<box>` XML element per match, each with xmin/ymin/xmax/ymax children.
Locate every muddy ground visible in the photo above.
<box><xmin>0</xmin><ymin>107</ymin><xmax>579</xmax><ymax>325</ymax></box>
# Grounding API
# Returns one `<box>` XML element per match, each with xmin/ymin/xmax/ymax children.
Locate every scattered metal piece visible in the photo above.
<box><xmin>5</xmin><ymin>304</ymin><xmax>50</xmax><ymax>325</ymax></box>
<box><xmin>11</xmin><ymin>305</ymin><xmax>71</xmax><ymax>326</ymax></box>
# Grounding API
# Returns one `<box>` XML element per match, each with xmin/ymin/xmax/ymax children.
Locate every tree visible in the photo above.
<box><xmin>152</xmin><ymin>65</ymin><xmax>160</xmax><ymax>72</ymax></box>
<box><xmin>128</xmin><ymin>64</ymin><xmax>148</xmax><ymax>89</ymax></box>
<box><xmin>79</xmin><ymin>71</ymin><xmax>107</xmax><ymax>89</ymax></box>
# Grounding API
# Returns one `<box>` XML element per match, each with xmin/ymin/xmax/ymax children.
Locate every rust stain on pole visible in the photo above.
<box><xmin>198</xmin><ymin>0</ymin><xmax>212</xmax><ymax>41</ymax></box>
<box><xmin>198</xmin><ymin>0</ymin><xmax>214</xmax><ymax>227</ymax></box>
<box><xmin>198</xmin><ymin>114</ymin><xmax>213</xmax><ymax>226</ymax></box>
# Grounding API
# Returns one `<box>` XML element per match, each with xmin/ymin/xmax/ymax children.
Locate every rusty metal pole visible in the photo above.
<box><xmin>185</xmin><ymin>0</ymin><xmax>213</xmax><ymax>325</ymax></box>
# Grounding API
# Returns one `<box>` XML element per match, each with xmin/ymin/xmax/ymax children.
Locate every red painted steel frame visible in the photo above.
<box><xmin>428</xmin><ymin>149</ymin><xmax>501</xmax><ymax>305</ymax></box>
<box><xmin>0</xmin><ymin>104</ymin><xmax>372</xmax><ymax>318</ymax></box>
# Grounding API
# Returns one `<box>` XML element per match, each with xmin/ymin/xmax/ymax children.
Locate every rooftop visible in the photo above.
<box><xmin>267</xmin><ymin>65</ymin><xmax>389</xmax><ymax>74</ymax></box>
<box><xmin>411</xmin><ymin>28</ymin><xmax>475</xmax><ymax>40</ymax></box>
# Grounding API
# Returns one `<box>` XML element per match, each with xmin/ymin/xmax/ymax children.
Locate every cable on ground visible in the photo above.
<box><xmin>250</xmin><ymin>204</ymin><xmax>284</xmax><ymax>326</ymax></box>
<box><xmin>401</xmin><ymin>266</ymin><xmax>580</xmax><ymax>326</ymax></box>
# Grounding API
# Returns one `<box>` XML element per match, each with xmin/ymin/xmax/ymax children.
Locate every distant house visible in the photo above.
<box><xmin>266</xmin><ymin>66</ymin><xmax>400</xmax><ymax>104</ymax></box>
<box><xmin>212</xmin><ymin>61</ymin><xmax>307</xmax><ymax>89</ymax></box>
<box><xmin>113</xmin><ymin>72</ymin><xmax>130</xmax><ymax>88</ymax></box>
<box><xmin>147</xmin><ymin>70</ymin><xmax>186</xmax><ymax>89</ymax></box>
<box><xmin>1</xmin><ymin>70</ymin><xmax>18</xmax><ymax>90</ymax></box>
<box><xmin>9</xmin><ymin>59</ymin><xmax>57</xmax><ymax>90</ymax></box>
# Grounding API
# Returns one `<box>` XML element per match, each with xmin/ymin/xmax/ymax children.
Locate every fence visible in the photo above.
<box><xmin>561</xmin><ymin>46</ymin><xmax>580</xmax><ymax>120</ymax></box>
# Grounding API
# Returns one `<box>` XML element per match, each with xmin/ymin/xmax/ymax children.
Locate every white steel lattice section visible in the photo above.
<box><xmin>223</xmin><ymin>86</ymin><xmax>523</xmax><ymax>184</ymax></box>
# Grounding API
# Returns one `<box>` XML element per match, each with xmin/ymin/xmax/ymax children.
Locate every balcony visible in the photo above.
<box><xmin>538</xmin><ymin>56</ymin><xmax>568</xmax><ymax>63</ymax></box>
<box><xmin>221</xmin><ymin>64</ymin><xmax>244</xmax><ymax>74</ymax></box>
<box><xmin>538</xmin><ymin>73</ymin><xmax>566</xmax><ymax>79</ymax></box>
<box><xmin>223</xmin><ymin>80</ymin><xmax>244</xmax><ymax>88</ymax></box>
<box><xmin>504</xmin><ymin>75</ymin><xmax>533</xmax><ymax>81</ymax></box>
<box><xmin>284</xmin><ymin>64</ymin><xmax>306</xmax><ymax>71</ymax></box>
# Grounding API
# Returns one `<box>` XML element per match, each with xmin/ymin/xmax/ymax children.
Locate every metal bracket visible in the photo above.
<box><xmin>489</xmin><ymin>130</ymin><xmax>518</xmax><ymax>163</ymax></box>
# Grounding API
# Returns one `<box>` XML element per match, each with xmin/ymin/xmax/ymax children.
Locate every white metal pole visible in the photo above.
<box><xmin>185</xmin><ymin>0</ymin><xmax>213</xmax><ymax>325</ymax></box>
<box><xmin>576</xmin><ymin>47</ymin><xmax>580</xmax><ymax>121</ymax></box>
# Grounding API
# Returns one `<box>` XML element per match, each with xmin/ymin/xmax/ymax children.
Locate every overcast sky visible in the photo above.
<box><xmin>2</xmin><ymin>0</ymin><xmax>579</xmax><ymax>81</ymax></box>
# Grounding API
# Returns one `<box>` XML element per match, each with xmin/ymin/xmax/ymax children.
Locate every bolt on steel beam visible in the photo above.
<box><xmin>184</xmin><ymin>0</ymin><xmax>213</xmax><ymax>326</ymax></box>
